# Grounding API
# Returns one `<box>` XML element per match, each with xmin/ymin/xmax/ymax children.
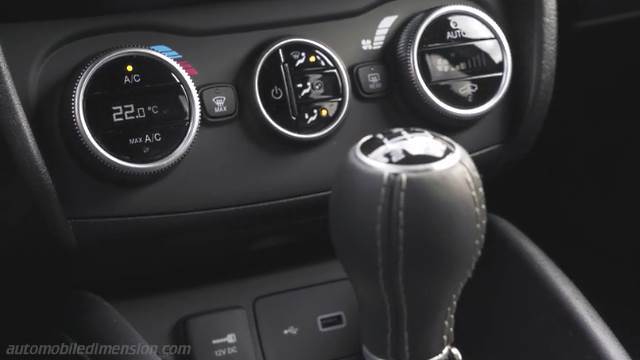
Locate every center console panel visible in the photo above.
<box><xmin>109</xmin><ymin>216</ymin><xmax>629</xmax><ymax>360</ymax></box>
<box><xmin>2</xmin><ymin>1</ymin><xmax>629</xmax><ymax>358</ymax></box>
<box><xmin>0</xmin><ymin>0</ymin><xmax>555</xmax><ymax>251</ymax></box>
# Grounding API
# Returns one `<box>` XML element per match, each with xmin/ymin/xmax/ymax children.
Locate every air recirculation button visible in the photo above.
<box><xmin>397</xmin><ymin>5</ymin><xmax>512</xmax><ymax>126</ymax></box>
<box><xmin>254</xmin><ymin>38</ymin><xmax>350</xmax><ymax>140</ymax></box>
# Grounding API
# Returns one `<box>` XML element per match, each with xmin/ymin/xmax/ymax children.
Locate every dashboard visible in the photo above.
<box><xmin>4</xmin><ymin>1</ymin><xmax>640</xmax><ymax>360</ymax></box>
<box><xmin>0</xmin><ymin>0</ymin><xmax>554</xmax><ymax>251</ymax></box>
<box><xmin>0</xmin><ymin>0</ymin><xmax>640</xmax><ymax>360</ymax></box>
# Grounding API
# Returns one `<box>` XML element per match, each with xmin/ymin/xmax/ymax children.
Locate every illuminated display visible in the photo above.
<box><xmin>422</xmin><ymin>39</ymin><xmax>503</xmax><ymax>83</ymax></box>
<box><xmin>111</xmin><ymin>104</ymin><xmax>151</xmax><ymax>122</ymax></box>
<box><xmin>80</xmin><ymin>53</ymin><xmax>192</xmax><ymax>163</ymax></box>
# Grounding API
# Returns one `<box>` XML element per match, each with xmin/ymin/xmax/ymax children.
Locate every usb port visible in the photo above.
<box><xmin>317</xmin><ymin>311</ymin><xmax>347</xmax><ymax>332</ymax></box>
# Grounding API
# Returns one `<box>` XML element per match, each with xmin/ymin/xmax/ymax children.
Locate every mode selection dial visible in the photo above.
<box><xmin>254</xmin><ymin>38</ymin><xmax>350</xmax><ymax>140</ymax></box>
<box><xmin>68</xmin><ymin>47</ymin><xmax>200</xmax><ymax>179</ymax></box>
<box><xmin>396</xmin><ymin>5</ymin><xmax>512</xmax><ymax>126</ymax></box>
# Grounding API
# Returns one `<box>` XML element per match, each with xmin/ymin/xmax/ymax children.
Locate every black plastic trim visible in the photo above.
<box><xmin>0</xmin><ymin>46</ymin><xmax>75</xmax><ymax>250</ymax></box>
<box><xmin>470</xmin><ymin>215</ymin><xmax>632</xmax><ymax>360</ymax></box>
<box><xmin>109</xmin><ymin>215</ymin><xmax>630</xmax><ymax>360</ymax></box>
<box><xmin>501</xmin><ymin>0</ymin><xmax>557</xmax><ymax>161</ymax></box>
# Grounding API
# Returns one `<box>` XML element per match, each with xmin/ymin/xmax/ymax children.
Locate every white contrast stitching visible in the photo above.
<box><xmin>441</xmin><ymin>159</ymin><xmax>487</xmax><ymax>348</ymax></box>
<box><xmin>376</xmin><ymin>172</ymin><xmax>392</xmax><ymax>359</ymax></box>
<box><xmin>398</xmin><ymin>173</ymin><xmax>410</xmax><ymax>360</ymax></box>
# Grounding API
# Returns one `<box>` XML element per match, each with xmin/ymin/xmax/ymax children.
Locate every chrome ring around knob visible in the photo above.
<box><xmin>397</xmin><ymin>5</ymin><xmax>513</xmax><ymax>125</ymax></box>
<box><xmin>70</xmin><ymin>47</ymin><xmax>200</xmax><ymax>178</ymax></box>
<box><xmin>355</xmin><ymin>128</ymin><xmax>462</xmax><ymax>172</ymax></box>
<box><xmin>253</xmin><ymin>38</ymin><xmax>350</xmax><ymax>140</ymax></box>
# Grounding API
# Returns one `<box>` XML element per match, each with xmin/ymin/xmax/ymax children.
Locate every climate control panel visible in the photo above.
<box><xmin>14</xmin><ymin>0</ymin><xmax>541</xmax><ymax>219</ymax></box>
<box><xmin>60</xmin><ymin>6</ymin><xmax>511</xmax><ymax>183</ymax></box>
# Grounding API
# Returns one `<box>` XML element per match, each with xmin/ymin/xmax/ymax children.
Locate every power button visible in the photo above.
<box><xmin>255</xmin><ymin>51</ymin><xmax>293</xmax><ymax>130</ymax></box>
<box><xmin>271</xmin><ymin>86</ymin><xmax>284</xmax><ymax>100</ymax></box>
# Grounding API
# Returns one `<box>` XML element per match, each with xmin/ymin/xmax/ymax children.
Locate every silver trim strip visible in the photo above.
<box><xmin>362</xmin><ymin>346</ymin><xmax>461</xmax><ymax>360</ymax></box>
<box><xmin>73</xmin><ymin>47</ymin><xmax>200</xmax><ymax>174</ymax></box>
<box><xmin>362</xmin><ymin>346</ymin><xmax>385</xmax><ymax>360</ymax></box>
<box><xmin>253</xmin><ymin>38</ymin><xmax>350</xmax><ymax>140</ymax></box>
<box><xmin>411</xmin><ymin>5</ymin><xmax>513</xmax><ymax>118</ymax></box>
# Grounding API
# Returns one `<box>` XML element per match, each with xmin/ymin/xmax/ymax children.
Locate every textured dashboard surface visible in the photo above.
<box><xmin>1</xmin><ymin>0</ymin><xmax>515</xmax><ymax>219</ymax></box>
<box><xmin>0</xmin><ymin>0</ymin><xmax>556</xmax><ymax>252</ymax></box>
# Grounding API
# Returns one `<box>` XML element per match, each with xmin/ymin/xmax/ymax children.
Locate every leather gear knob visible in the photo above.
<box><xmin>330</xmin><ymin>128</ymin><xmax>486</xmax><ymax>360</ymax></box>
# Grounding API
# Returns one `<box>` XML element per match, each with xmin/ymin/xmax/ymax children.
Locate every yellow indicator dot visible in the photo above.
<box><xmin>320</xmin><ymin>108</ymin><xmax>329</xmax><ymax>117</ymax></box>
<box><xmin>309</xmin><ymin>55</ymin><xmax>317</xmax><ymax>63</ymax></box>
<box><xmin>126</xmin><ymin>65</ymin><xmax>134</xmax><ymax>72</ymax></box>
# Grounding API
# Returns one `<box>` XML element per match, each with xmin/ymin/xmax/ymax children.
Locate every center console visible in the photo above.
<box><xmin>108</xmin><ymin>216</ymin><xmax>629</xmax><ymax>360</ymax></box>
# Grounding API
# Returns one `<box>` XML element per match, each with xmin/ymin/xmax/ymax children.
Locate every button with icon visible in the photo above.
<box><xmin>200</xmin><ymin>84</ymin><xmax>238</xmax><ymax>122</ymax></box>
<box><xmin>271</xmin><ymin>86</ymin><xmax>284</xmax><ymax>100</ymax></box>
<box><xmin>296</xmin><ymin>101</ymin><xmax>338</xmax><ymax>133</ymax></box>
<box><xmin>292</xmin><ymin>70</ymin><xmax>342</xmax><ymax>102</ymax></box>
<box><xmin>421</xmin><ymin>14</ymin><xmax>495</xmax><ymax>47</ymax></box>
<box><xmin>354</xmin><ymin>62</ymin><xmax>388</xmax><ymax>97</ymax></box>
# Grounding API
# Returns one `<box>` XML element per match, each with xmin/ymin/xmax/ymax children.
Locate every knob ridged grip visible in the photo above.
<box><xmin>395</xmin><ymin>12</ymin><xmax>447</xmax><ymax>121</ymax></box>
<box><xmin>395</xmin><ymin>5</ymin><xmax>512</xmax><ymax>127</ymax></box>
<box><xmin>67</xmin><ymin>47</ymin><xmax>200</xmax><ymax>181</ymax></box>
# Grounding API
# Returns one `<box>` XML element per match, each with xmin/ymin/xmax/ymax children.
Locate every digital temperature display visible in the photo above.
<box><xmin>85</xmin><ymin>83</ymin><xmax>189</xmax><ymax>131</ymax></box>
<box><xmin>111</xmin><ymin>103</ymin><xmax>158</xmax><ymax>122</ymax></box>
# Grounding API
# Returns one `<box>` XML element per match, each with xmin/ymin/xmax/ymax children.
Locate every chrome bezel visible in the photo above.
<box><xmin>362</xmin><ymin>345</ymin><xmax>461</xmax><ymax>360</ymax></box>
<box><xmin>354</xmin><ymin>128</ymin><xmax>463</xmax><ymax>173</ymax></box>
<box><xmin>72</xmin><ymin>47</ymin><xmax>200</xmax><ymax>175</ymax></box>
<box><xmin>411</xmin><ymin>5</ymin><xmax>513</xmax><ymax>118</ymax></box>
<box><xmin>253</xmin><ymin>38</ymin><xmax>350</xmax><ymax>140</ymax></box>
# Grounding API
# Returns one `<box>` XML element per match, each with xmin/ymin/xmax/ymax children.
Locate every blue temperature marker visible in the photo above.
<box><xmin>150</xmin><ymin>44</ymin><xmax>183</xmax><ymax>59</ymax></box>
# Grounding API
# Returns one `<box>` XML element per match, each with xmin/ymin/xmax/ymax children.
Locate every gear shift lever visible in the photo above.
<box><xmin>330</xmin><ymin>128</ymin><xmax>486</xmax><ymax>360</ymax></box>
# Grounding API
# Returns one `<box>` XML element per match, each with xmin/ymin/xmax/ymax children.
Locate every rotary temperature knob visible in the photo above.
<box><xmin>253</xmin><ymin>38</ymin><xmax>350</xmax><ymax>140</ymax></box>
<box><xmin>67</xmin><ymin>47</ymin><xmax>200</xmax><ymax>180</ymax></box>
<box><xmin>396</xmin><ymin>5</ymin><xmax>512</xmax><ymax>126</ymax></box>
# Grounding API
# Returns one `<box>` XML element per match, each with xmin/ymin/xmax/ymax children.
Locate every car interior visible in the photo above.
<box><xmin>1</xmin><ymin>0</ymin><xmax>639</xmax><ymax>359</ymax></box>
